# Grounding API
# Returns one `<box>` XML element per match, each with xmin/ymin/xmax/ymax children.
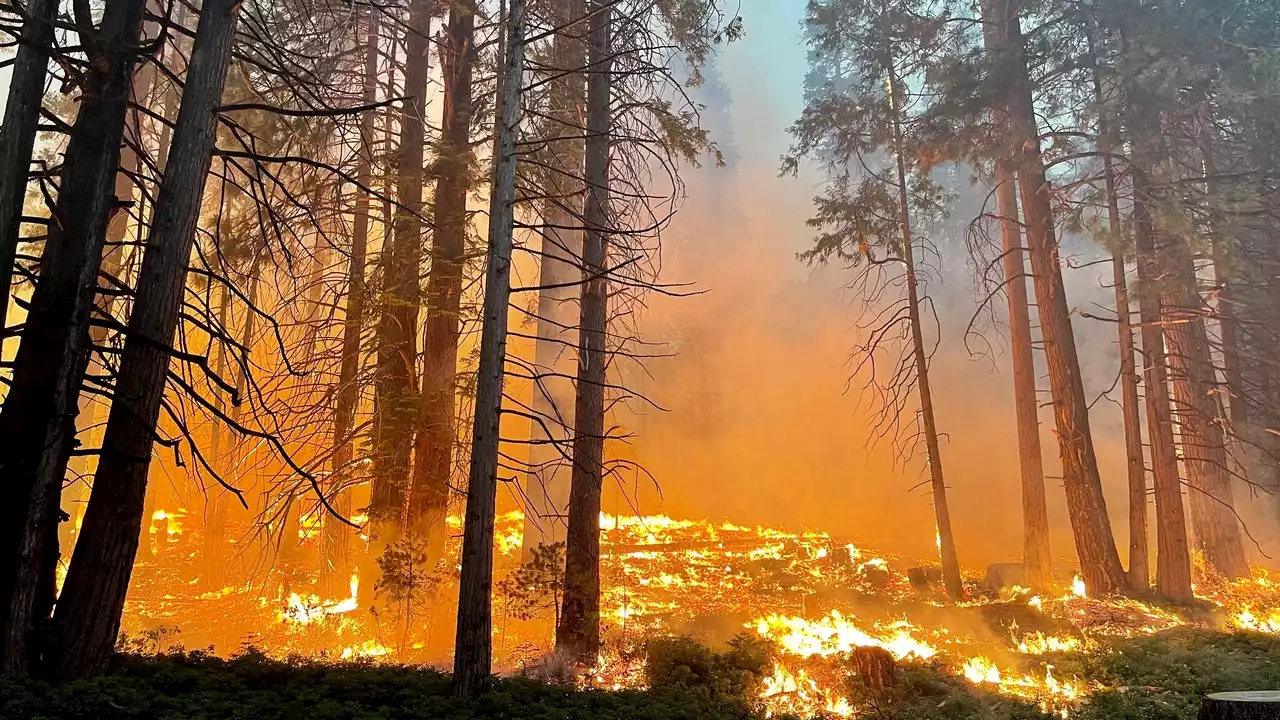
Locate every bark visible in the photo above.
<box><xmin>1104</xmin><ymin>160</ymin><xmax>1149</xmax><ymax>591</ymax></box>
<box><xmin>983</xmin><ymin>0</ymin><xmax>1126</xmax><ymax>595</ymax></box>
<box><xmin>0</xmin><ymin>0</ymin><xmax>149</xmax><ymax>674</ymax></box>
<box><xmin>322</xmin><ymin>8</ymin><xmax>379</xmax><ymax>595</ymax></box>
<box><xmin>1162</xmin><ymin>248</ymin><xmax>1249</xmax><ymax>579</ymax></box>
<box><xmin>0</xmin><ymin>0</ymin><xmax>57</xmax><ymax>323</ymax></box>
<box><xmin>520</xmin><ymin>0</ymin><xmax>588</xmax><ymax>558</ymax></box>
<box><xmin>62</xmin><ymin>84</ymin><xmax>152</xmax><ymax>559</ymax></box>
<box><xmin>993</xmin><ymin>162</ymin><xmax>1051</xmax><ymax>590</ymax></box>
<box><xmin>886</xmin><ymin>65</ymin><xmax>961</xmax><ymax>600</ymax></box>
<box><xmin>453</xmin><ymin>0</ymin><xmax>524</xmax><ymax>696</ymax></box>
<box><xmin>49</xmin><ymin>0</ymin><xmax>241</xmax><ymax>680</ymax></box>
<box><xmin>556</xmin><ymin>0</ymin><xmax>611</xmax><ymax>662</ymax></box>
<box><xmin>1131</xmin><ymin>161</ymin><xmax>1194</xmax><ymax>600</ymax></box>
<box><xmin>370</xmin><ymin>0</ymin><xmax>431</xmax><ymax>547</ymax></box>
<box><xmin>409</xmin><ymin>0</ymin><xmax>476</xmax><ymax>552</ymax></box>
<box><xmin>1091</xmin><ymin>59</ymin><xmax>1150</xmax><ymax>591</ymax></box>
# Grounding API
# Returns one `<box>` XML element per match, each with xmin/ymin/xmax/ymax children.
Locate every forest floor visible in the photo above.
<box><xmin>2</xmin><ymin>627</ymin><xmax>1278</xmax><ymax>720</ymax></box>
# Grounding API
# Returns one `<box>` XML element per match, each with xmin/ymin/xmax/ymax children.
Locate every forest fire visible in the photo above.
<box><xmin>116</xmin><ymin>509</ymin><xmax>1280</xmax><ymax>718</ymax></box>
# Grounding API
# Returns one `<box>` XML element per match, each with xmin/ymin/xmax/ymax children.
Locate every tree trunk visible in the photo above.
<box><xmin>1130</xmin><ymin>160</ymin><xmax>1194</xmax><ymax>600</ymax></box>
<box><xmin>1162</xmin><ymin>248</ymin><xmax>1249</xmax><ymax>579</ymax></box>
<box><xmin>0</xmin><ymin>0</ymin><xmax>149</xmax><ymax>675</ymax></box>
<box><xmin>1104</xmin><ymin>161</ymin><xmax>1149</xmax><ymax>591</ymax></box>
<box><xmin>0</xmin><ymin>0</ymin><xmax>57</xmax><ymax>324</ymax></box>
<box><xmin>49</xmin><ymin>0</ymin><xmax>241</xmax><ymax>680</ymax></box>
<box><xmin>556</xmin><ymin>0</ymin><xmax>611</xmax><ymax>663</ymax></box>
<box><xmin>983</xmin><ymin>0</ymin><xmax>1126</xmax><ymax>595</ymax></box>
<box><xmin>453</xmin><ymin>0</ymin><xmax>524</xmax><ymax>696</ymax></box>
<box><xmin>520</xmin><ymin>0</ymin><xmax>588</xmax><ymax>559</ymax></box>
<box><xmin>993</xmin><ymin>161</ymin><xmax>1051</xmax><ymax>590</ymax></box>
<box><xmin>322</xmin><ymin>8</ymin><xmax>379</xmax><ymax>596</ymax></box>
<box><xmin>370</xmin><ymin>0</ymin><xmax>431</xmax><ymax>550</ymax></box>
<box><xmin>1198</xmin><ymin>692</ymin><xmax>1280</xmax><ymax>720</ymax></box>
<box><xmin>887</xmin><ymin>65</ymin><xmax>961</xmax><ymax>600</ymax></box>
<box><xmin>409</xmin><ymin>0</ymin><xmax>476</xmax><ymax>554</ymax></box>
<box><xmin>1091</xmin><ymin>58</ymin><xmax>1150</xmax><ymax>592</ymax></box>
<box><xmin>63</xmin><ymin>77</ymin><xmax>153</xmax><ymax>560</ymax></box>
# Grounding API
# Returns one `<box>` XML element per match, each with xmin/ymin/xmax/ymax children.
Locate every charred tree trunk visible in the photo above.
<box><xmin>994</xmin><ymin>162</ymin><xmax>1051</xmax><ymax>590</ymax></box>
<box><xmin>49</xmin><ymin>0</ymin><xmax>241</xmax><ymax>680</ymax></box>
<box><xmin>0</xmin><ymin>0</ymin><xmax>57</xmax><ymax>323</ymax></box>
<box><xmin>556</xmin><ymin>0</ymin><xmax>612</xmax><ymax>663</ymax></box>
<box><xmin>1162</xmin><ymin>248</ymin><xmax>1249</xmax><ymax>579</ymax></box>
<box><xmin>371</xmin><ymin>0</ymin><xmax>431</xmax><ymax>551</ymax></box>
<box><xmin>520</xmin><ymin>0</ymin><xmax>588</xmax><ymax>559</ymax></box>
<box><xmin>410</xmin><ymin>0</ymin><xmax>476</xmax><ymax>554</ymax></box>
<box><xmin>322</xmin><ymin>8</ymin><xmax>379</xmax><ymax>595</ymax></box>
<box><xmin>453</xmin><ymin>0</ymin><xmax>524</xmax><ymax>697</ymax></box>
<box><xmin>0</xmin><ymin>0</ymin><xmax>149</xmax><ymax>674</ymax></box>
<box><xmin>983</xmin><ymin>0</ymin><xmax>1126</xmax><ymax>595</ymax></box>
<box><xmin>886</xmin><ymin>65</ymin><xmax>961</xmax><ymax>600</ymax></box>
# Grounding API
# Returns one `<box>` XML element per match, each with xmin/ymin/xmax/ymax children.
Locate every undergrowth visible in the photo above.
<box><xmin>0</xmin><ymin>629</ymin><xmax>1275</xmax><ymax>720</ymax></box>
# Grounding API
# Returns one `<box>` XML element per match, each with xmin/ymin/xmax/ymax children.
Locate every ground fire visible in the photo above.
<box><xmin>109</xmin><ymin>509</ymin><xmax>1280</xmax><ymax>718</ymax></box>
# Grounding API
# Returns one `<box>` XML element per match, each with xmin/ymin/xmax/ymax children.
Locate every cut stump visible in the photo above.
<box><xmin>851</xmin><ymin>646</ymin><xmax>897</xmax><ymax>691</ymax></box>
<box><xmin>1199</xmin><ymin>692</ymin><xmax>1280</xmax><ymax>720</ymax></box>
<box><xmin>907</xmin><ymin>566</ymin><xmax>942</xmax><ymax>592</ymax></box>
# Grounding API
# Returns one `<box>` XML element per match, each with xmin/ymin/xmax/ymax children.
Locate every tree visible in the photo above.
<box><xmin>321</xmin><ymin>6</ymin><xmax>380</xmax><ymax>594</ymax></box>
<box><xmin>991</xmin><ymin>162</ymin><xmax>1051</xmax><ymax>591</ymax></box>
<box><xmin>410</xmin><ymin>0</ymin><xmax>478</xmax><ymax>553</ymax></box>
<box><xmin>370</xmin><ymin>0</ymin><xmax>434</xmax><ymax>553</ymax></box>
<box><xmin>453</xmin><ymin>0</ymin><xmax>526</xmax><ymax>696</ymax></box>
<box><xmin>0</xmin><ymin>0</ymin><xmax>57</xmax><ymax>324</ymax></box>
<box><xmin>786</xmin><ymin>0</ymin><xmax>962</xmax><ymax>599</ymax></box>
<box><xmin>520</xmin><ymin>0</ymin><xmax>588</xmax><ymax>559</ymax></box>
<box><xmin>0</xmin><ymin>0</ymin><xmax>150</xmax><ymax>674</ymax></box>
<box><xmin>49</xmin><ymin>0</ymin><xmax>243</xmax><ymax>679</ymax></box>
<box><xmin>556</xmin><ymin>0</ymin><xmax>613</xmax><ymax>662</ymax></box>
<box><xmin>981</xmin><ymin>0</ymin><xmax>1126</xmax><ymax>595</ymax></box>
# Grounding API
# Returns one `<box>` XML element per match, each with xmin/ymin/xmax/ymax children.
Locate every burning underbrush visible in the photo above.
<box><xmin>112</xmin><ymin>509</ymin><xmax>1280</xmax><ymax>718</ymax></box>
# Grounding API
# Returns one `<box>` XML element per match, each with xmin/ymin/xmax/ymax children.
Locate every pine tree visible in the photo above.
<box><xmin>49</xmin><ymin>0</ymin><xmax>242</xmax><ymax>679</ymax></box>
<box><xmin>0</xmin><ymin>0</ymin><xmax>151</xmax><ymax>673</ymax></box>
<box><xmin>556</xmin><ymin>0</ymin><xmax>614</xmax><ymax>662</ymax></box>
<box><xmin>453</xmin><ymin>0</ymin><xmax>526</xmax><ymax>696</ymax></box>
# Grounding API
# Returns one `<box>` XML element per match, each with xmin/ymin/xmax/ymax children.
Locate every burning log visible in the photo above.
<box><xmin>851</xmin><ymin>646</ymin><xmax>897</xmax><ymax>691</ymax></box>
<box><xmin>1199</xmin><ymin>692</ymin><xmax>1280</xmax><ymax>720</ymax></box>
<box><xmin>984</xmin><ymin>562</ymin><xmax>1026</xmax><ymax>591</ymax></box>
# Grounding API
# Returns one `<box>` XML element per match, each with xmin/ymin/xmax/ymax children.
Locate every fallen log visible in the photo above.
<box><xmin>1198</xmin><ymin>692</ymin><xmax>1280</xmax><ymax>720</ymax></box>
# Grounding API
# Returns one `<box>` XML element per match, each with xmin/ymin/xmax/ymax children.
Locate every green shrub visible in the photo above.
<box><xmin>644</xmin><ymin>633</ymin><xmax>774</xmax><ymax>707</ymax></box>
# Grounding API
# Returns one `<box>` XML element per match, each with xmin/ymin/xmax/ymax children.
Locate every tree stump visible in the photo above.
<box><xmin>851</xmin><ymin>646</ymin><xmax>897</xmax><ymax>691</ymax></box>
<box><xmin>983</xmin><ymin>562</ymin><xmax>1026</xmax><ymax>590</ymax></box>
<box><xmin>1199</xmin><ymin>692</ymin><xmax>1280</xmax><ymax>720</ymax></box>
<box><xmin>907</xmin><ymin>566</ymin><xmax>942</xmax><ymax>592</ymax></box>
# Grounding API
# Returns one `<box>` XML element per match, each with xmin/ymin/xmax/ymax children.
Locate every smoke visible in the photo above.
<box><xmin>553</xmin><ymin>0</ymin><xmax>1280</xmax><ymax>572</ymax></box>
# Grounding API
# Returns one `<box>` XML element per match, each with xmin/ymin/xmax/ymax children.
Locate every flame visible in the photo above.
<box><xmin>278</xmin><ymin>574</ymin><xmax>359</xmax><ymax>625</ymax></box>
<box><xmin>116</xmin><ymin>506</ymin><xmax>1280</xmax><ymax>720</ymax></box>
<box><xmin>756</xmin><ymin>611</ymin><xmax>937</xmax><ymax>660</ymax></box>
